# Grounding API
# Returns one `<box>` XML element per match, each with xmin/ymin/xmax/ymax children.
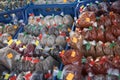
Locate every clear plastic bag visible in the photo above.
<box><xmin>95</xmin><ymin>41</ymin><xmax>104</xmax><ymax>57</ymax></box>
<box><xmin>33</xmin><ymin>26</ymin><xmax>41</xmax><ymax>36</ymax></box>
<box><xmin>1</xmin><ymin>33</ymin><xmax>11</xmax><ymax>42</ymax></box>
<box><xmin>46</xmin><ymin>35</ymin><xmax>56</xmax><ymax>47</ymax></box>
<box><xmin>69</xmin><ymin>31</ymin><xmax>85</xmax><ymax>51</ymax></box>
<box><xmin>102</xmin><ymin>42</ymin><xmax>114</xmax><ymax>55</ymax></box>
<box><xmin>0</xmin><ymin>26</ymin><xmax>3</xmax><ymax>34</ymax></box>
<box><xmin>30</xmin><ymin>71</ymin><xmax>45</xmax><ymax>80</ymax></box>
<box><xmin>16</xmin><ymin>72</ymin><xmax>25</xmax><ymax>80</ymax></box>
<box><xmin>44</xmin><ymin>16</ymin><xmax>52</xmax><ymax>27</ymax></box>
<box><xmin>61</xmin><ymin>49</ymin><xmax>82</xmax><ymax>65</ymax></box>
<box><xmin>23</xmin><ymin>44</ymin><xmax>35</xmax><ymax>57</ymax></box>
<box><xmin>111</xmin><ymin>0</ymin><xmax>120</xmax><ymax>14</ymax></box>
<box><xmin>35</xmin><ymin>56</ymin><xmax>59</xmax><ymax>72</ymax></box>
<box><xmin>114</xmin><ymin>44</ymin><xmax>120</xmax><ymax>56</ymax></box>
<box><xmin>63</xmin><ymin>15</ymin><xmax>73</xmax><ymax>27</ymax></box>
<box><xmin>0</xmin><ymin>47</ymin><xmax>21</xmax><ymax>70</ymax></box>
<box><xmin>62</xmin><ymin>64</ymin><xmax>82</xmax><ymax>80</ymax></box>
<box><xmin>50</xmin><ymin>45</ymin><xmax>62</xmax><ymax>62</ymax></box>
<box><xmin>55</xmin><ymin>35</ymin><xmax>66</xmax><ymax>48</ymax></box>
<box><xmin>77</xmin><ymin>11</ymin><xmax>96</xmax><ymax>28</ymax></box>
<box><xmin>23</xmin><ymin>35</ymin><xmax>31</xmax><ymax>44</ymax></box>
<box><xmin>34</xmin><ymin>0</ymin><xmax>46</xmax><ymax>4</ymax></box>
<box><xmin>41</xmin><ymin>34</ymin><xmax>48</xmax><ymax>46</ymax></box>
<box><xmin>54</xmin><ymin>15</ymin><xmax>63</xmax><ymax>26</ymax></box>
<box><xmin>13</xmin><ymin>60</ymin><xmax>35</xmax><ymax>72</ymax></box>
<box><xmin>93</xmin><ymin>75</ymin><xmax>106</xmax><ymax>80</ymax></box>
<box><xmin>48</xmin><ymin>27</ymin><xmax>59</xmax><ymax>36</ymax></box>
<box><xmin>17</xmin><ymin>33</ymin><xmax>24</xmax><ymax>42</ymax></box>
<box><xmin>98</xmin><ymin>2</ymin><xmax>110</xmax><ymax>12</ymax></box>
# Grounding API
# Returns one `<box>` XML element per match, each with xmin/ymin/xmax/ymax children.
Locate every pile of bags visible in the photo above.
<box><xmin>0</xmin><ymin>47</ymin><xmax>59</xmax><ymax>80</ymax></box>
<box><xmin>0</xmin><ymin>13</ymin><xmax>74</xmax><ymax>79</ymax></box>
<box><xmin>81</xmin><ymin>55</ymin><xmax>120</xmax><ymax>80</ymax></box>
<box><xmin>55</xmin><ymin>0</ymin><xmax>120</xmax><ymax>80</ymax></box>
<box><xmin>0</xmin><ymin>23</ymin><xmax>18</xmax><ymax>36</ymax></box>
<box><xmin>69</xmin><ymin>0</ymin><xmax>120</xmax><ymax>58</ymax></box>
<box><xmin>0</xmin><ymin>0</ymin><xmax>30</xmax><ymax>12</ymax></box>
<box><xmin>59</xmin><ymin>49</ymin><xmax>120</xmax><ymax>80</ymax></box>
<box><xmin>0</xmin><ymin>14</ymin><xmax>23</xmax><ymax>49</ymax></box>
<box><xmin>1</xmin><ymin>0</ymin><xmax>120</xmax><ymax>80</ymax></box>
<box><xmin>25</xmin><ymin>14</ymin><xmax>73</xmax><ymax>36</ymax></box>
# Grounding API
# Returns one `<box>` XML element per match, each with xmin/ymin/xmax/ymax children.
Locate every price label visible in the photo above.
<box><xmin>8</xmin><ymin>36</ymin><xmax>12</xmax><ymax>41</ymax></box>
<box><xmin>72</xmin><ymin>37</ymin><xmax>77</xmax><ymax>43</ymax></box>
<box><xmin>8</xmin><ymin>39</ymin><xmax>13</xmax><ymax>46</ymax></box>
<box><xmin>86</xmin><ymin>18</ymin><xmax>90</xmax><ymax>22</ymax></box>
<box><xmin>4</xmin><ymin>73</ymin><xmax>10</xmax><ymax>80</ymax></box>
<box><xmin>35</xmin><ymin>40</ymin><xmax>39</xmax><ymax>46</ymax></box>
<box><xmin>7</xmin><ymin>53</ymin><xmax>13</xmax><ymax>59</ymax></box>
<box><xmin>23</xmin><ymin>45</ymin><xmax>26</xmax><ymax>49</ymax></box>
<box><xmin>68</xmin><ymin>28</ymin><xmax>71</xmax><ymax>32</ymax></box>
<box><xmin>16</xmin><ymin>40</ymin><xmax>21</xmax><ymax>45</ymax></box>
<box><xmin>66</xmin><ymin>73</ymin><xmax>74</xmax><ymax>80</ymax></box>
<box><xmin>63</xmin><ymin>0</ymin><xmax>67</xmax><ymax>3</ymax></box>
<box><xmin>71</xmin><ymin>51</ymin><xmax>76</xmax><ymax>57</ymax></box>
<box><xmin>13</xmin><ymin>25</ymin><xmax>17</xmax><ymax>29</ymax></box>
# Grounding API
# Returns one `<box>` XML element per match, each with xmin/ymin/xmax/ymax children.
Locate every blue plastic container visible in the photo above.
<box><xmin>0</xmin><ymin>5</ymin><xmax>29</xmax><ymax>39</ymax></box>
<box><xmin>23</xmin><ymin>3</ymin><xmax>77</xmax><ymax>53</ymax></box>
<box><xmin>25</xmin><ymin>4</ymin><xmax>77</xmax><ymax>80</ymax></box>
<box><xmin>0</xmin><ymin>9</ymin><xmax>25</xmax><ymax>39</ymax></box>
<box><xmin>24</xmin><ymin>3</ymin><xmax>77</xmax><ymax>24</ymax></box>
<box><xmin>0</xmin><ymin>8</ymin><xmax>26</xmax><ymax>39</ymax></box>
<box><xmin>0</xmin><ymin>5</ymin><xmax>29</xmax><ymax>24</ymax></box>
<box><xmin>13</xmin><ymin>3</ymin><xmax>77</xmax><ymax>39</ymax></box>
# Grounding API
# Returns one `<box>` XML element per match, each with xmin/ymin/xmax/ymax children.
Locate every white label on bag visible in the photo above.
<box><xmin>3</xmin><ymin>40</ymin><xmax>8</xmax><ymax>44</ymax></box>
<box><xmin>88</xmin><ymin>72</ymin><xmax>93</xmax><ymax>77</ymax></box>
<box><xmin>83</xmin><ymin>40</ymin><xmax>88</xmax><ymax>45</ymax></box>
<box><xmin>107</xmin><ymin>68</ymin><xmax>113</xmax><ymax>74</ymax></box>
<box><xmin>112</xmin><ymin>69</ymin><xmax>119</xmax><ymax>76</ymax></box>
<box><xmin>95</xmin><ymin>1</ymin><xmax>99</xmax><ymax>4</ymax></box>
<box><xmin>39</xmin><ymin>14</ymin><xmax>43</xmax><ymax>18</ymax></box>
<box><xmin>93</xmin><ymin>22</ymin><xmax>97</xmax><ymax>27</ymax></box>
<box><xmin>90</xmin><ymin>40</ymin><xmax>96</xmax><ymax>46</ymax></box>
<box><xmin>38</xmin><ymin>22</ymin><xmax>42</xmax><ymax>26</ymax></box>
<box><xmin>15</xmin><ymin>55</ymin><xmax>20</xmax><ymax>60</ymax></box>
<box><xmin>53</xmin><ymin>69</ymin><xmax>59</xmax><ymax>76</ymax></box>
<box><xmin>19</xmin><ymin>48</ymin><xmax>24</xmax><ymax>52</ymax></box>
<box><xmin>83</xmin><ymin>28</ymin><xmax>89</xmax><ymax>32</ymax></box>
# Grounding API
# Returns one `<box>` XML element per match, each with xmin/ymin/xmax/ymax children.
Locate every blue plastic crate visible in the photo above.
<box><xmin>24</xmin><ymin>3</ymin><xmax>77</xmax><ymax>24</ymax></box>
<box><xmin>0</xmin><ymin>8</ymin><xmax>26</xmax><ymax>39</ymax></box>
<box><xmin>0</xmin><ymin>5</ymin><xmax>29</xmax><ymax>39</ymax></box>
<box><xmin>13</xmin><ymin>3</ymin><xmax>77</xmax><ymax>39</ymax></box>
<box><xmin>0</xmin><ymin>6</ymin><xmax>28</xmax><ymax>24</ymax></box>
<box><xmin>24</xmin><ymin>3</ymin><xmax>77</xmax><ymax>50</ymax></box>
<box><xmin>24</xmin><ymin>4</ymin><xmax>77</xmax><ymax>80</ymax></box>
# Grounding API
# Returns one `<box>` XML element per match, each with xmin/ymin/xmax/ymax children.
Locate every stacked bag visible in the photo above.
<box><xmin>0</xmin><ymin>0</ymin><xmax>120</xmax><ymax>80</ymax></box>
<box><xmin>0</xmin><ymin>12</ymin><xmax>74</xmax><ymax>79</ymax></box>
<box><xmin>0</xmin><ymin>0</ymin><xmax>30</xmax><ymax>12</ymax></box>
<box><xmin>70</xmin><ymin>0</ymin><xmax>120</xmax><ymax>58</ymax></box>
<box><xmin>59</xmin><ymin>0</ymin><xmax>120</xmax><ymax>80</ymax></box>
